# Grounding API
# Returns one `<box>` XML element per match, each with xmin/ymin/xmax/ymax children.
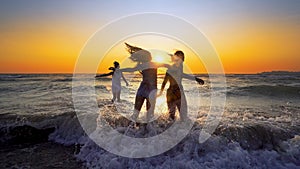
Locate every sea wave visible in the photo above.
<box><xmin>0</xmin><ymin>106</ymin><xmax>299</xmax><ymax>168</ymax></box>
<box><xmin>1</xmin><ymin>72</ymin><xmax>300</xmax><ymax>168</ymax></box>
<box><xmin>77</xmin><ymin>134</ymin><xmax>300</xmax><ymax>169</ymax></box>
<box><xmin>229</xmin><ymin>85</ymin><xmax>300</xmax><ymax>98</ymax></box>
<box><xmin>74</xmin><ymin>117</ymin><xmax>300</xmax><ymax>169</ymax></box>
<box><xmin>0</xmin><ymin>112</ymin><xmax>81</xmax><ymax>146</ymax></box>
<box><xmin>47</xmin><ymin>102</ymin><xmax>300</xmax><ymax>167</ymax></box>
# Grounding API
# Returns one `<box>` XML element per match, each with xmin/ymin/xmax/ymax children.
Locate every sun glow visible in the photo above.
<box><xmin>153</xmin><ymin>55</ymin><xmax>165</xmax><ymax>63</ymax></box>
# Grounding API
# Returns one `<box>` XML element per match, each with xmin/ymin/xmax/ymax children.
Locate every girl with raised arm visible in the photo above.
<box><xmin>121</xmin><ymin>49</ymin><xmax>170</xmax><ymax>122</ymax></box>
<box><xmin>158</xmin><ymin>51</ymin><xmax>204</xmax><ymax>121</ymax></box>
<box><xmin>96</xmin><ymin>61</ymin><xmax>129</xmax><ymax>102</ymax></box>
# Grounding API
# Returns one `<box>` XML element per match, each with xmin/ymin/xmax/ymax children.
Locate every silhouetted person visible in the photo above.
<box><xmin>159</xmin><ymin>51</ymin><xmax>204</xmax><ymax>121</ymax></box>
<box><xmin>96</xmin><ymin>61</ymin><xmax>128</xmax><ymax>102</ymax></box>
<box><xmin>121</xmin><ymin>50</ymin><xmax>170</xmax><ymax>122</ymax></box>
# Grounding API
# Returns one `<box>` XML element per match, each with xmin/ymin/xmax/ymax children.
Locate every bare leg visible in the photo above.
<box><xmin>178</xmin><ymin>93</ymin><xmax>188</xmax><ymax>121</ymax></box>
<box><xmin>116</xmin><ymin>91</ymin><xmax>121</xmax><ymax>102</ymax></box>
<box><xmin>146</xmin><ymin>90</ymin><xmax>157</xmax><ymax>122</ymax></box>
<box><xmin>112</xmin><ymin>92</ymin><xmax>117</xmax><ymax>102</ymax></box>
<box><xmin>132</xmin><ymin>95</ymin><xmax>145</xmax><ymax>122</ymax></box>
<box><xmin>167</xmin><ymin>90</ymin><xmax>176</xmax><ymax>120</ymax></box>
<box><xmin>167</xmin><ymin>101</ymin><xmax>177</xmax><ymax>120</ymax></box>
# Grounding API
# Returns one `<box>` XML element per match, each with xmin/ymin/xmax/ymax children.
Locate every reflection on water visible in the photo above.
<box><xmin>0</xmin><ymin>73</ymin><xmax>299</xmax><ymax>168</ymax></box>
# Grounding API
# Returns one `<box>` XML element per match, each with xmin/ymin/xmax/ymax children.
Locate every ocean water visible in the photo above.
<box><xmin>0</xmin><ymin>73</ymin><xmax>299</xmax><ymax>168</ymax></box>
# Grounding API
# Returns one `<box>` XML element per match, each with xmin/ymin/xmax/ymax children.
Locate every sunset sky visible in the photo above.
<box><xmin>0</xmin><ymin>0</ymin><xmax>299</xmax><ymax>74</ymax></box>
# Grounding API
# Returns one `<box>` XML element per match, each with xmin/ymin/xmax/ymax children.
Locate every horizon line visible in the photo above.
<box><xmin>1</xmin><ymin>70</ymin><xmax>300</xmax><ymax>75</ymax></box>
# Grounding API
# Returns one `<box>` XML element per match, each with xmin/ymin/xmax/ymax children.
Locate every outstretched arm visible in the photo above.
<box><xmin>158</xmin><ymin>73</ymin><xmax>169</xmax><ymax>96</ymax></box>
<box><xmin>95</xmin><ymin>72</ymin><xmax>113</xmax><ymax>78</ymax></box>
<box><xmin>121</xmin><ymin>72</ymin><xmax>129</xmax><ymax>86</ymax></box>
<box><xmin>182</xmin><ymin>73</ymin><xmax>204</xmax><ymax>85</ymax></box>
<box><xmin>155</xmin><ymin>63</ymin><xmax>171</xmax><ymax>69</ymax></box>
<box><xmin>120</xmin><ymin>67</ymin><xmax>137</xmax><ymax>72</ymax></box>
<box><xmin>119</xmin><ymin>64</ymin><xmax>141</xmax><ymax>72</ymax></box>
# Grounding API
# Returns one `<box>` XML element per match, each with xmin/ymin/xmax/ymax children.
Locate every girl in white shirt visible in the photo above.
<box><xmin>96</xmin><ymin>61</ymin><xmax>129</xmax><ymax>102</ymax></box>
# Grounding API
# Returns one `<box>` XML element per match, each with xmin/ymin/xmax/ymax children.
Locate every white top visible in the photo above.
<box><xmin>111</xmin><ymin>69</ymin><xmax>122</xmax><ymax>93</ymax></box>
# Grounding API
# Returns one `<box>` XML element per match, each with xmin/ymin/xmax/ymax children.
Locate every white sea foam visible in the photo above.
<box><xmin>67</xmin><ymin>106</ymin><xmax>299</xmax><ymax>168</ymax></box>
<box><xmin>76</xmin><ymin>132</ymin><xmax>300</xmax><ymax>169</ymax></box>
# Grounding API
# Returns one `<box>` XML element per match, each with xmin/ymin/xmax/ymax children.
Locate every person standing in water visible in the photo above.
<box><xmin>158</xmin><ymin>51</ymin><xmax>204</xmax><ymax>121</ymax></box>
<box><xmin>121</xmin><ymin>49</ymin><xmax>170</xmax><ymax>122</ymax></box>
<box><xmin>96</xmin><ymin>61</ymin><xmax>129</xmax><ymax>102</ymax></box>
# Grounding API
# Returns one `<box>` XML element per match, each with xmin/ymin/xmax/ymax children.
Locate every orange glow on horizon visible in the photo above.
<box><xmin>0</xmin><ymin>21</ymin><xmax>299</xmax><ymax>74</ymax></box>
<box><xmin>1</xmin><ymin>1</ymin><xmax>300</xmax><ymax>74</ymax></box>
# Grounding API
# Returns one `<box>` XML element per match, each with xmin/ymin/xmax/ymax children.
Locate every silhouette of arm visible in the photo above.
<box><xmin>120</xmin><ymin>67</ymin><xmax>137</xmax><ymax>72</ymax></box>
<box><xmin>182</xmin><ymin>73</ymin><xmax>204</xmax><ymax>85</ymax></box>
<box><xmin>161</xmin><ymin>73</ymin><xmax>169</xmax><ymax>92</ymax></box>
<box><xmin>121</xmin><ymin>63</ymin><xmax>171</xmax><ymax>73</ymax></box>
<box><xmin>120</xmin><ymin>64</ymin><xmax>141</xmax><ymax>72</ymax></box>
<box><xmin>158</xmin><ymin>73</ymin><xmax>169</xmax><ymax>96</ymax></box>
<box><xmin>95</xmin><ymin>72</ymin><xmax>113</xmax><ymax>78</ymax></box>
<box><xmin>121</xmin><ymin>72</ymin><xmax>129</xmax><ymax>86</ymax></box>
<box><xmin>154</xmin><ymin>63</ymin><xmax>171</xmax><ymax>69</ymax></box>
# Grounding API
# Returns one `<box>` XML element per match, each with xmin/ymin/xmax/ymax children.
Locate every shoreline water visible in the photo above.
<box><xmin>1</xmin><ymin>101</ymin><xmax>299</xmax><ymax>168</ymax></box>
<box><xmin>0</xmin><ymin>73</ymin><xmax>299</xmax><ymax>168</ymax></box>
